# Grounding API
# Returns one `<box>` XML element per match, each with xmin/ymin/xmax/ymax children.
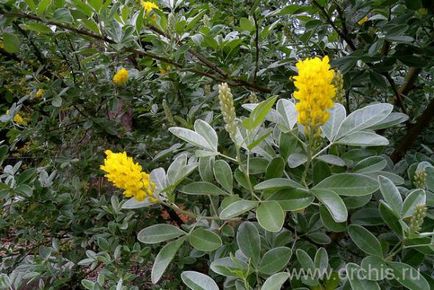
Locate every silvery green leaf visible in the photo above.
<box><xmin>121</xmin><ymin>197</ymin><xmax>154</xmax><ymax>209</ymax></box>
<box><xmin>287</xmin><ymin>153</ymin><xmax>307</xmax><ymax>168</ymax></box>
<box><xmin>242</xmin><ymin>103</ymin><xmax>280</xmax><ymax>123</ymax></box>
<box><xmin>276</xmin><ymin>99</ymin><xmax>297</xmax><ymax>131</ymax></box>
<box><xmin>312</xmin><ymin>188</ymin><xmax>348</xmax><ymax>223</ymax></box>
<box><xmin>153</xmin><ymin>143</ymin><xmax>182</xmax><ymax>161</ymax></box>
<box><xmin>151</xmin><ymin>168</ymin><xmax>167</xmax><ymax>193</ymax></box>
<box><xmin>321</xmin><ymin>103</ymin><xmax>346</xmax><ymax>141</ymax></box>
<box><xmin>316</xmin><ymin>154</ymin><xmax>346</xmax><ymax>166</ymax></box>
<box><xmin>199</xmin><ymin>156</ymin><xmax>214</xmax><ymax>182</ymax></box>
<box><xmin>261</xmin><ymin>272</ymin><xmax>290</xmax><ymax>290</ymax></box>
<box><xmin>194</xmin><ymin>119</ymin><xmax>218</xmax><ymax>151</ymax></box>
<box><xmin>386</xmin><ymin>261</ymin><xmax>430</xmax><ymax>290</ymax></box>
<box><xmin>181</xmin><ymin>271</ymin><xmax>219</xmax><ymax>290</ymax></box>
<box><xmin>336</xmin><ymin>131</ymin><xmax>389</xmax><ymax>147</ymax></box>
<box><xmin>151</xmin><ymin>237</ymin><xmax>186</xmax><ymax>283</ymax></box>
<box><xmin>378</xmin><ymin>176</ymin><xmax>403</xmax><ymax>217</ymax></box>
<box><xmin>336</xmin><ymin>103</ymin><xmax>393</xmax><ymax>139</ymax></box>
<box><xmin>353</xmin><ymin>156</ymin><xmax>388</xmax><ymax>173</ymax></box>
<box><xmin>369</xmin><ymin>112</ymin><xmax>408</xmax><ymax>130</ymax></box>
<box><xmin>195</xmin><ymin>150</ymin><xmax>218</xmax><ymax>157</ymax></box>
<box><xmin>242</xmin><ymin>96</ymin><xmax>278</xmax><ymax>130</ymax></box>
<box><xmin>169</xmin><ymin>127</ymin><xmax>214</xmax><ymax>151</ymax></box>
<box><xmin>363</xmin><ymin>171</ymin><xmax>405</xmax><ymax>185</ymax></box>
<box><xmin>416</xmin><ymin>161</ymin><xmax>434</xmax><ymax>173</ymax></box>
<box><xmin>346</xmin><ymin>263</ymin><xmax>381</xmax><ymax>290</ymax></box>
<box><xmin>167</xmin><ymin>154</ymin><xmax>187</xmax><ymax>184</ymax></box>
<box><xmin>401</xmin><ymin>189</ymin><xmax>426</xmax><ymax>218</ymax></box>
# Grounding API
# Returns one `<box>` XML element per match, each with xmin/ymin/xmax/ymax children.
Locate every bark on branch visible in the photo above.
<box><xmin>390</xmin><ymin>98</ymin><xmax>434</xmax><ymax>162</ymax></box>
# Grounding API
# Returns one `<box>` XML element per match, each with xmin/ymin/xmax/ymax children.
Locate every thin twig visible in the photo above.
<box><xmin>253</xmin><ymin>13</ymin><xmax>260</xmax><ymax>82</ymax></box>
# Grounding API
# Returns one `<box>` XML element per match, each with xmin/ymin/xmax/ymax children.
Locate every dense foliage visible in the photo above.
<box><xmin>0</xmin><ymin>0</ymin><xmax>433</xmax><ymax>289</ymax></box>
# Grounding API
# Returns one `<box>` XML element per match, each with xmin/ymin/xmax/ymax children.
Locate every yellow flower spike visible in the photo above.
<box><xmin>141</xmin><ymin>1</ymin><xmax>159</xmax><ymax>14</ymax></box>
<box><xmin>292</xmin><ymin>56</ymin><xmax>336</xmax><ymax>133</ymax></box>
<box><xmin>100</xmin><ymin>150</ymin><xmax>156</xmax><ymax>202</ymax></box>
<box><xmin>112</xmin><ymin>67</ymin><xmax>129</xmax><ymax>86</ymax></box>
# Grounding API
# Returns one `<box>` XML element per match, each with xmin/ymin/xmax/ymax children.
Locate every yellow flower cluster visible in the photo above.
<box><xmin>112</xmin><ymin>68</ymin><xmax>129</xmax><ymax>86</ymax></box>
<box><xmin>100</xmin><ymin>150</ymin><xmax>156</xmax><ymax>201</ymax></box>
<box><xmin>293</xmin><ymin>56</ymin><xmax>336</xmax><ymax>131</ymax></box>
<box><xmin>141</xmin><ymin>1</ymin><xmax>159</xmax><ymax>13</ymax></box>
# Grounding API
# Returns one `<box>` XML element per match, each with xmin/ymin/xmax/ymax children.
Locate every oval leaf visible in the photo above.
<box><xmin>261</xmin><ymin>272</ymin><xmax>290</xmax><ymax>290</ymax></box>
<box><xmin>151</xmin><ymin>237</ymin><xmax>185</xmax><ymax>284</ymax></box>
<box><xmin>256</xmin><ymin>201</ymin><xmax>285</xmax><ymax>232</ymax></box>
<box><xmin>348</xmin><ymin>225</ymin><xmax>383</xmax><ymax>257</ymax></box>
<box><xmin>213</xmin><ymin>160</ymin><xmax>233</xmax><ymax>193</ymax></box>
<box><xmin>336</xmin><ymin>103</ymin><xmax>393</xmax><ymax>138</ymax></box>
<box><xmin>259</xmin><ymin>247</ymin><xmax>292</xmax><ymax>275</ymax></box>
<box><xmin>237</xmin><ymin>222</ymin><xmax>261</xmax><ymax>265</ymax></box>
<box><xmin>378</xmin><ymin>175</ymin><xmax>403</xmax><ymax>216</ymax></box>
<box><xmin>181</xmin><ymin>271</ymin><xmax>219</xmax><ymax>290</ymax></box>
<box><xmin>254</xmin><ymin>178</ymin><xmax>302</xmax><ymax>191</ymax></box>
<box><xmin>312</xmin><ymin>188</ymin><xmax>348</xmax><ymax>223</ymax></box>
<box><xmin>346</xmin><ymin>263</ymin><xmax>381</xmax><ymax>290</ymax></box>
<box><xmin>137</xmin><ymin>224</ymin><xmax>186</xmax><ymax>244</ymax></box>
<box><xmin>169</xmin><ymin>127</ymin><xmax>214</xmax><ymax>151</ymax></box>
<box><xmin>314</xmin><ymin>173</ymin><xmax>378</xmax><ymax>196</ymax></box>
<box><xmin>189</xmin><ymin>228</ymin><xmax>222</xmax><ymax>252</ymax></box>
<box><xmin>386</xmin><ymin>261</ymin><xmax>430</xmax><ymax>290</ymax></box>
<box><xmin>219</xmin><ymin>200</ymin><xmax>258</xmax><ymax>219</ymax></box>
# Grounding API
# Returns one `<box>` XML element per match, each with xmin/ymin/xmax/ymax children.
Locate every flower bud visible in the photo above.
<box><xmin>414</xmin><ymin>171</ymin><xmax>427</xmax><ymax>189</ymax></box>
<box><xmin>218</xmin><ymin>83</ymin><xmax>237</xmax><ymax>142</ymax></box>
<box><xmin>409</xmin><ymin>204</ymin><xmax>427</xmax><ymax>234</ymax></box>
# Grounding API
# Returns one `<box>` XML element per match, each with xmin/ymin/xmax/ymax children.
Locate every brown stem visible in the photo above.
<box><xmin>390</xmin><ymin>98</ymin><xmax>434</xmax><ymax>162</ymax></box>
<box><xmin>398</xmin><ymin>67</ymin><xmax>421</xmax><ymax>96</ymax></box>
<box><xmin>311</xmin><ymin>0</ymin><xmax>356</xmax><ymax>51</ymax></box>
<box><xmin>383</xmin><ymin>72</ymin><xmax>408</xmax><ymax>114</ymax></box>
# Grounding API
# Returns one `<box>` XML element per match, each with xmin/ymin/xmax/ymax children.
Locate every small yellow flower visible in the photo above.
<box><xmin>35</xmin><ymin>89</ymin><xmax>45</xmax><ymax>99</ymax></box>
<box><xmin>112</xmin><ymin>68</ymin><xmax>129</xmax><ymax>86</ymax></box>
<box><xmin>100</xmin><ymin>150</ymin><xmax>156</xmax><ymax>202</ymax></box>
<box><xmin>292</xmin><ymin>56</ymin><xmax>336</xmax><ymax>131</ymax></box>
<box><xmin>357</xmin><ymin>15</ymin><xmax>369</xmax><ymax>25</ymax></box>
<box><xmin>141</xmin><ymin>1</ymin><xmax>159</xmax><ymax>14</ymax></box>
<box><xmin>6</xmin><ymin>110</ymin><xmax>27</xmax><ymax>126</ymax></box>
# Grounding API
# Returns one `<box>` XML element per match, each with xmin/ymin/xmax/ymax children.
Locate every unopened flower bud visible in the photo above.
<box><xmin>409</xmin><ymin>204</ymin><xmax>427</xmax><ymax>234</ymax></box>
<box><xmin>218</xmin><ymin>83</ymin><xmax>237</xmax><ymax>142</ymax></box>
<box><xmin>414</xmin><ymin>171</ymin><xmax>427</xmax><ymax>189</ymax></box>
